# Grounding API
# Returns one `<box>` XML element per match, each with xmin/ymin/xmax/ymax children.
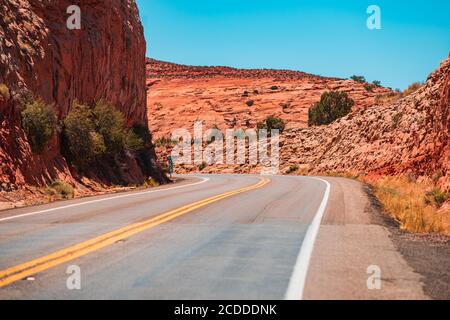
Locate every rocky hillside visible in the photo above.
<box><xmin>146</xmin><ymin>59</ymin><xmax>390</xmax><ymax>139</ymax></box>
<box><xmin>280</xmin><ymin>56</ymin><xmax>449</xmax><ymax>190</ymax></box>
<box><xmin>0</xmin><ymin>0</ymin><xmax>165</xmax><ymax>206</ymax></box>
<box><xmin>151</xmin><ymin>56</ymin><xmax>449</xmax><ymax>192</ymax></box>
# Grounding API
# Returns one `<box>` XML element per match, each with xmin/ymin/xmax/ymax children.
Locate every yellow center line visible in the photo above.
<box><xmin>0</xmin><ymin>177</ymin><xmax>271</xmax><ymax>288</ymax></box>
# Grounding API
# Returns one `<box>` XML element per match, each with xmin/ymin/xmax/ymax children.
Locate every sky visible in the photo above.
<box><xmin>136</xmin><ymin>0</ymin><xmax>450</xmax><ymax>90</ymax></box>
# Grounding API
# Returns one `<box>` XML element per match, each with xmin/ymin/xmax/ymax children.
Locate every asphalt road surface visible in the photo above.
<box><xmin>0</xmin><ymin>174</ymin><xmax>438</xmax><ymax>300</ymax></box>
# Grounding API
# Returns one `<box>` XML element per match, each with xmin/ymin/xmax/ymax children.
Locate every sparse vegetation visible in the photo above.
<box><xmin>155</xmin><ymin>136</ymin><xmax>177</xmax><ymax>147</ymax></box>
<box><xmin>198</xmin><ymin>162</ymin><xmax>207</xmax><ymax>171</ymax></box>
<box><xmin>47</xmin><ymin>180</ymin><xmax>74</xmax><ymax>199</ymax></box>
<box><xmin>308</xmin><ymin>91</ymin><xmax>354</xmax><ymax>126</ymax></box>
<box><xmin>270</xmin><ymin>86</ymin><xmax>279</xmax><ymax>91</ymax></box>
<box><xmin>246</xmin><ymin>100</ymin><xmax>254</xmax><ymax>107</ymax></box>
<box><xmin>257</xmin><ymin>116</ymin><xmax>286</xmax><ymax>133</ymax></box>
<box><xmin>144</xmin><ymin>177</ymin><xmax>160</xmax><ymax>188</ymax></box>
<box><xmin>364</xmin><ymin>83</ymin><xmax>376</xmax><ymax>92</ymax></box>
<box><xmin>286</xmin><ymin>165</ymin><xmax>299</xmax><ymax>174</ymax></box>
<box><xmin>367</xmin><ymin>176</ymin><xmax>450</xmax><ymax>235</ymax></box>
<box><xmin>63</xmin><ymin>102</ymin><xmax>107</xmax><ymax>166</ymax></box>
<box><xmin>21</xmin><ymin>96</ymin><xmax>57</xmax><ymax>153</ymax></box>
<box><xmin>375</xmin><ymin>91</ymin><xmax>402</xmax><ymax>106</ymax></box>
<box><xmin>63</xmin><ymin>100</ymin><xmax>145</xmax><ymax>166</ymax></box>
<box><xmin>131</xmin><ymin>123</ymin><xmax>152</xmax><ymax>147</ymax></box>
<box><xmin>402</xmin><ymin>82</ymin><xmax>423</xmax><ymax>97</ymax></box>
<box><xmin>0</xmin><ymin>83</ymin><xmax>10</xmax><ymax>100</ymax></box>
<box><xmin>425</xmin><ymin>189</ymin><xmax>450</xmax><ymax>208</ymax></box>
<box><xmin>372</xmin><ymin>80</ymin><xmax>382</xmax><ymax>87</ymax></box>
<box><xmin>350</xmin><ymin>75</ymin><xmax>366</xmax><ymax>83</ymax></box>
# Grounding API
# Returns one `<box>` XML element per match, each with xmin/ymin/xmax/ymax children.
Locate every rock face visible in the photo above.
<box><xmin>280</xmin><ymin>56</ymin><xmax>449</xmax><ymax>190</ymax></box>
<box><xmin>146</xmin><ymin>59</ymin><xmax>390</xmax><ymax>139</ymax></box>
<box><xmin>0</xmin><ymin>0</ymin><xmax>165</xmax><ymax>200</ymax></box>
<box><xmin>150</xmin><ymin>57</ymin><xmax>449</xmax><ymax>191</ymax></box>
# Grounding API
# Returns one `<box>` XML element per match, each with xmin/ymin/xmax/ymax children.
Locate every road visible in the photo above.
<box><xmin>0</xmin><ymin>174</ymin><xmax>434</xmax><ymax>299</ymax></box>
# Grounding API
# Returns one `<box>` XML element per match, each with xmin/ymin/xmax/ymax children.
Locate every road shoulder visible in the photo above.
<box><xmin>303</xmin><ymin>177</ymin><xmax>450</xmax><ymax>300</ymax></box>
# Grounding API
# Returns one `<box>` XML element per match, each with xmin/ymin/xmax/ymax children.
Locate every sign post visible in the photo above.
<box><xmin>167</xmin><ymin>155</ymin><xmax>174</xmax><ymax>179</ymax></box>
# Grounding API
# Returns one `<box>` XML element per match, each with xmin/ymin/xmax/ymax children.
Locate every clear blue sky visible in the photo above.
<box><xmin>136</xmin><ymin>0</ymin><xmax>449</xmax><ymax>90</ymax></box>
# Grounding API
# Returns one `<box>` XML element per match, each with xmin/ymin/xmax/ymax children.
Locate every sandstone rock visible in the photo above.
<box><xmin>0</xmin><ymin>0</ymin><xmax>166</xmax><ymax>205</ymax></box>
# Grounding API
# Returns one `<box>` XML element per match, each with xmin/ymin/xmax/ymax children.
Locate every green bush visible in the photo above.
<box><xmin>372</xmin><ymin>80</ymin><xmax>382</xmax><ymax>87</ymax></box>
<box><xmin>270</xmin><ymin>86</ymin><xmax>279</xmax><ymax>90</ymax></box>
<box><xmin>63</xmin><ymin>102</ymin><xmax>107</xmax><ymax>166</ymax></box>
<box><xmin>21</xmin><ymin>97</ymin><xmax>57</xmax><ymax>153</ymax></box>
<box><xmin>425</xmin><ymin>189</ymin><xmax>450</xmax><ymax>208</ymax></box>
<box><xmin>350</xmin><ymin>75</ymin><xmax>366</xmax><ymax>83</ymax></box>
<box><xmin>257</xmin><ymin>116</ymin><xmax>286</xmax><ymax>133</ymax></box>
<box><xmin>63</xmin><ymin>100</ymin><xmax>147</xmax><ymax>166</ymax></box>
<box><xmin>132</xmin><ymin>123</ymin><xmax>152</xmax><ymax>145</ymax></box>
<box><xmin>124</xmin><ymin>130</ymin><xmax>145</xmax><ymax>153</ymax></box>
<box><xmin>246</xmin><ymin>100</ymin><xmax>254</xmax><ymax>107</ymax></box>
<box><xmin>364</xmin><ymin>83</ymin><xmax>376</xmax><ymax>92</ymax></box>
<box><xmin>198</xmin><ymin>162</ymin><xmax>207</xmax><ymax>171</ymax></box>
<box><xmin>0</xmin><ymin>83</ymin><xmax>10</xmax><ymax>100</ymax></box>
<box><xmin>308</xmin><ymin>91</ymin><xmax>354</xmax><ymax>126</ymax></box>
<box><xmin>93</xmin><ymin>100</ymin><xmax>128</xmax><ymax>155</ymax></box>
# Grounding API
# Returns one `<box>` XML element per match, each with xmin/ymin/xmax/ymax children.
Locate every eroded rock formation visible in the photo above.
<box><xmin>0</xmin><ymin>0</ymin><xmax>165</xmax><ymax>207</ymax></box>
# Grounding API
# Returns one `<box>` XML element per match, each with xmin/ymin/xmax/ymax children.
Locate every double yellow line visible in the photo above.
<box><xmin>0</xmin><ymin>177</ymin><xmax>270</xmax><ymax>288</ymax></box>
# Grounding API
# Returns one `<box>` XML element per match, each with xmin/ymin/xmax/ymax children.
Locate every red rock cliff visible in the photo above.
<box><xmin>0</xmin><ymin>0</ymin><xmax>165</xmax><ymax>197</ymax></box>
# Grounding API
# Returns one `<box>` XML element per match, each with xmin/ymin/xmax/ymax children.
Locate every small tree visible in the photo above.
<box><xmin>372</xmin><ymin>80</ymin><xmax>381</xmax><ymax>87</ymax></box>
<box><xmin>21</xmin><ymin>97</ymin><xmax>57</xmax><ymax>153</ymax></box>
<box><xmin>308</xmin><ymin>91</ymin><xmax>354</xmax><ymax>126</ymax></box>
<box><xmin>257</xmin><ymin>116</ymin><xmax>286</xmax><ymax>133</ymax></box>
<box><xmin>350</xmin><ymin>75</ymin><xmax>366</xmax><ymax>83</ymax></box>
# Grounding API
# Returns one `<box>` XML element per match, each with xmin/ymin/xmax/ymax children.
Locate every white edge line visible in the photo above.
<box><xmin>285</xmin><ymin>177</ymin><xmax>331</xmax><ymax>300</ymax></box>
<box><xmin>0</xmin><ymin>177</ymin><xmax>210</xmax><ymax>223</ymax></box>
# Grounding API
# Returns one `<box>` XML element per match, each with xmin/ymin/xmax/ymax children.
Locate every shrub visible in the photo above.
<box><xmin>21</xmin><ymin>97</ymin><xmax>57</xmax><ymax>153</ymax></box>
<box><xmin>286</xmin><ymin>165</ymin><xmax>299</xmax><ymax>174</ymax></box>
<box><xmin>63</xmin><ymin>100</ymin><xmax>143</xmax><ymax>164</ymax></box>
<box><xmin>93</xmin><ymin>100</ymin><xmax>128</xmax><ymax>155</ymax></box>
<box><xmin>364</xmin><ymin>84</ymin><xmax>375</xmax><ymax>92</ymax></box>
<box><xmin>124</xmin><ymin>130</ymin><xmax>145</xmax><ymax>153</ymax></box>
<box><xmin>155</xmin><ymin>136</ymin><xmax>176</xmax><ymax>146</ymax></box>
<box><xmin>198</xmin><ymin>162</ymin><xmax>207</xmax><ymax>171</ymax></box>
<box><xmin>425</xmin><ymin>189</ymin><xmax>450</xmax><ymax>208</ymax></box>
<box><xmin>257</xmin><ymin>116</ymin><xmax>286</xmax><ymax>133</ymax></box>
<box><xmin>246</xmin><ymin>100</ymin><xmax>254</xmax><ymax>107</ymax></box>
<box><xmin>266</xmin><ymin>116</ymin><xmax>285</xmax><ymax>133</ymax></box>
<box><xmin>372</xmin><ymin>80</ymin><xmax>382</xmax><ymax>87</ymax></box>
<box><xmin>367</xmin><ymin>176</ymin><xmax>450</xmax><ymax>234</ymax></box>
<box><xmin>63</xmin><ymin>102</ymin><xmax>106</xmax><ymax>166</ymax></box>
<box><xmin>308</xmin><ymin>91</ymin><xmax>354</xmax><ymax>126</ymax></box>
<box><xmin>270</xmin><ymin>86</ymin><xmax>279</xmax><ymax>91</ymax></box>
<box><xmin>0</xmin><ymin>83</ymin><xmax>10</xmax><ymax>100</ymax></box>
<box><xmin>350</xmin><ymin>75</ymin><xmax>366</xmax><ymax>83</ymax></box>
<box><xmin>48</xmin><ymin>180</ymin><xmax>74</xmax><ymax>199</ymax></box>
<box><xmin>131</xmin><ymin>123</ymin><xmax>152</xmax><ymax>146</ymax></box>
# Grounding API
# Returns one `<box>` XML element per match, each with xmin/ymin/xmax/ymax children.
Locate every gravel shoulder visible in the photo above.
<box><xmin>304</xmin><ymin>177</ymin><xmax>449</xmax><ymax>300</ymax></box>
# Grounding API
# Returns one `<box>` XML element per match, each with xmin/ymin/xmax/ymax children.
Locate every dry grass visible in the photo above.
<box><xmin>0</xmin><ymin>83</ymin><xmax>10</xmax><ymax>100</ymax></box>
<box><xmin>45</xmin><ymin>180</ymin><xmax>75</xmax><ymax>200</ymax></box>
<box><xmin>365</xmin><ymin>176</ymin><xmax>450</xmax><ymax>235</ymax></box>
